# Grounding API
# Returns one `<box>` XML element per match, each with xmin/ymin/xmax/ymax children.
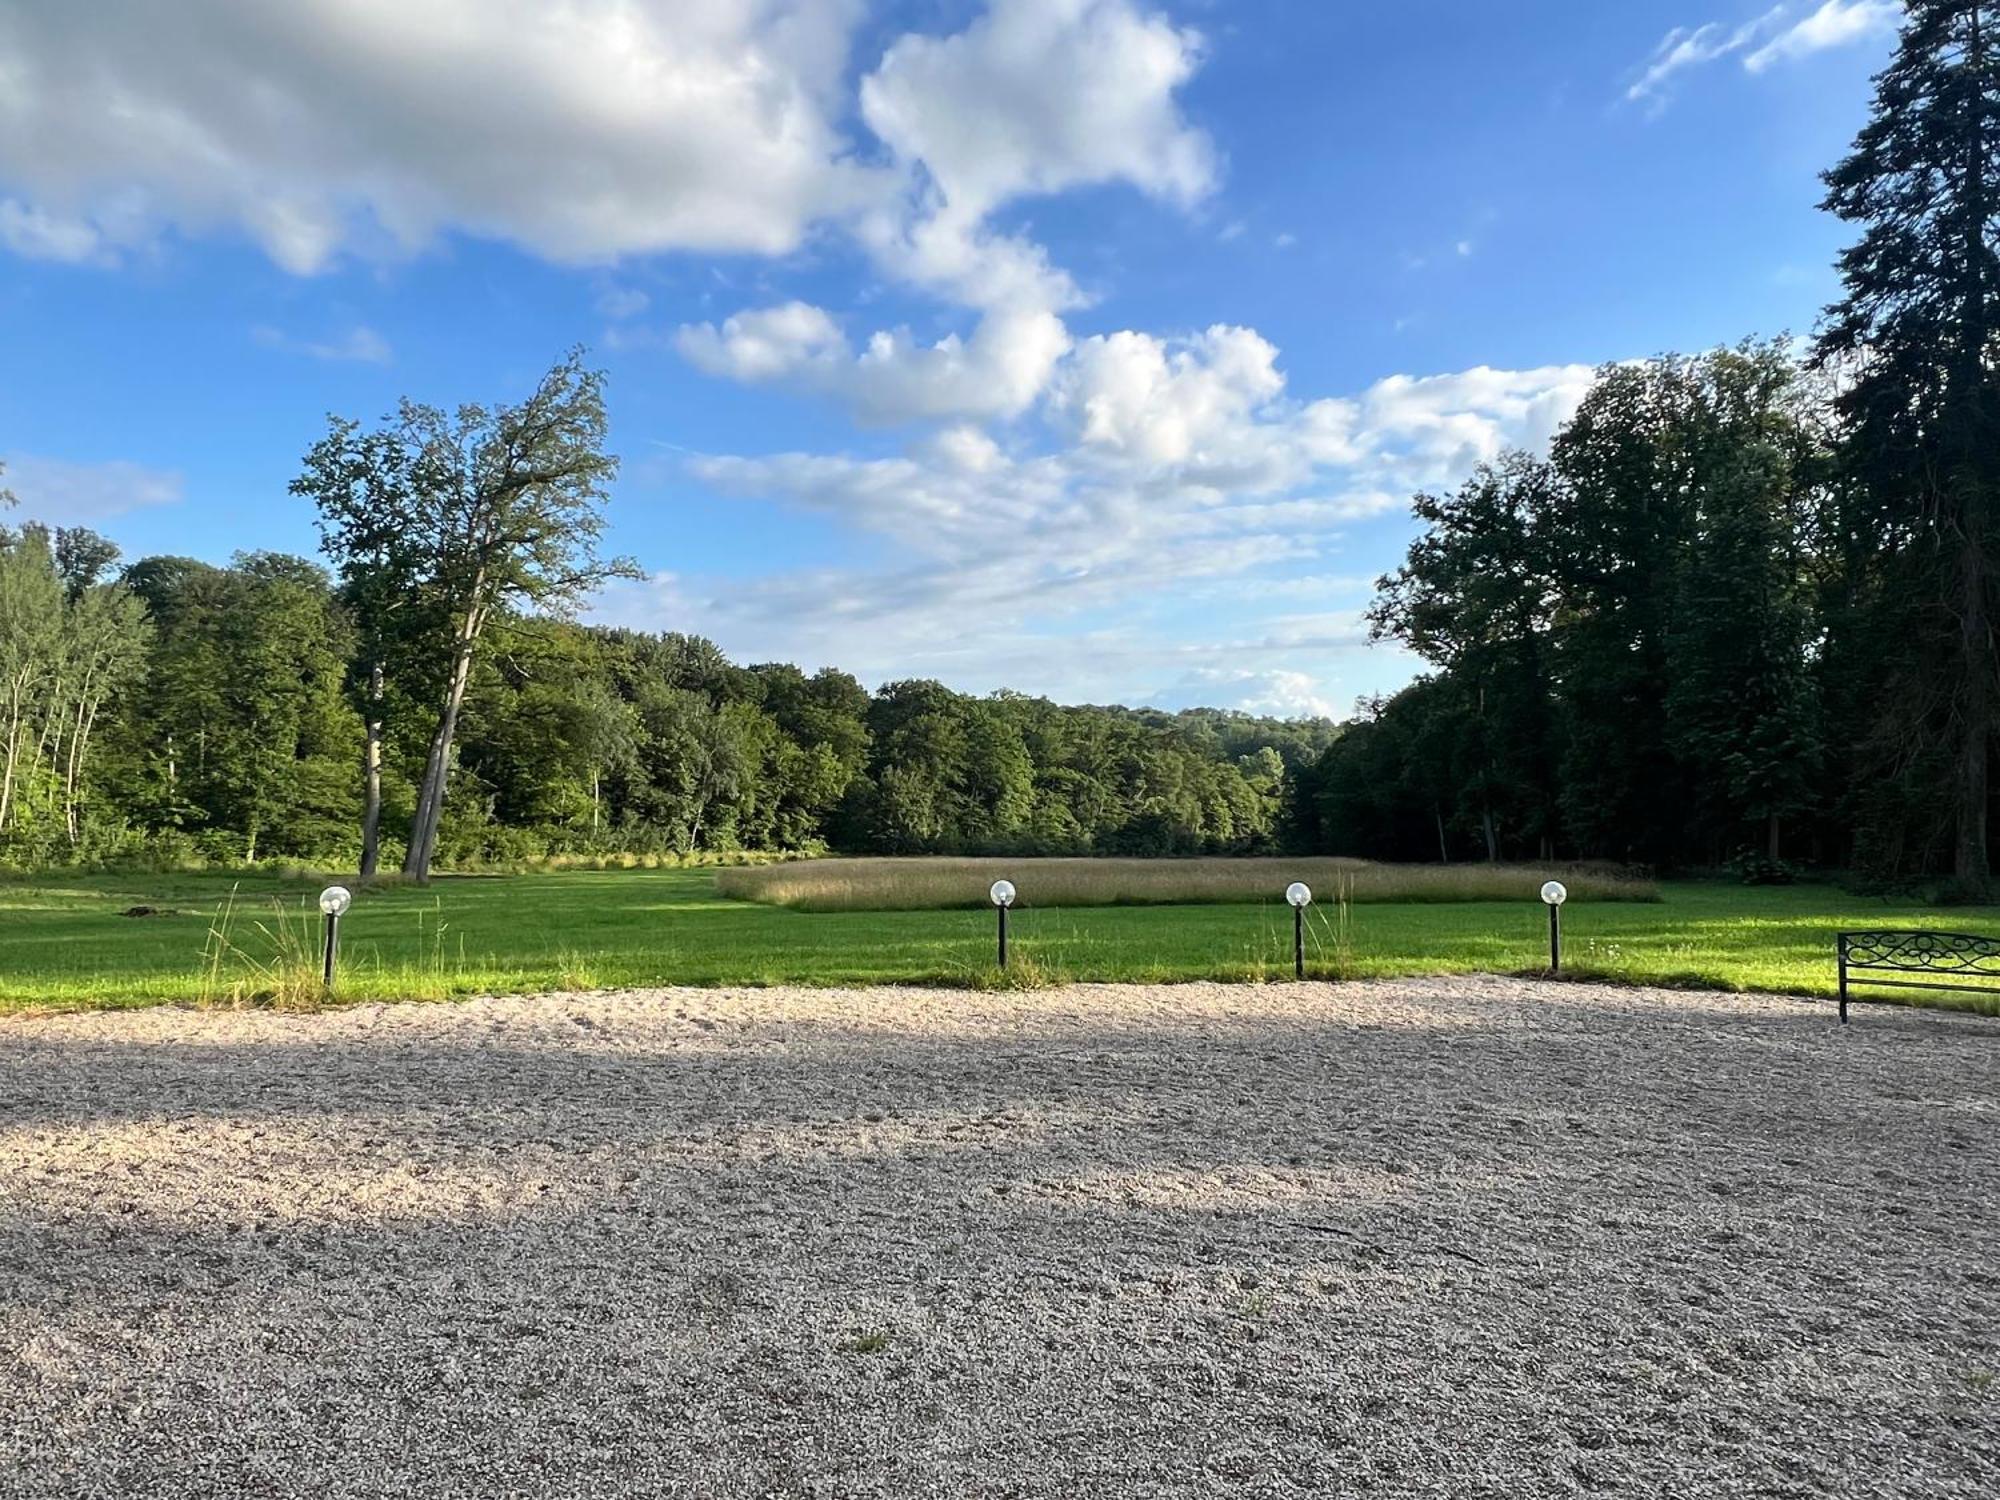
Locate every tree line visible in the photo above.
<box><xmin>0</xmin><ymin>478</ymin><xmax>1332</xmax><ymax>871</ymax></box>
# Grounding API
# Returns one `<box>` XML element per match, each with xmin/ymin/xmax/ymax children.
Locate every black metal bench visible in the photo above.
<box><xmin>1836</xmin><ymin>929</ymin><xmax>2000</xmax><ymax>1023</ymax></box>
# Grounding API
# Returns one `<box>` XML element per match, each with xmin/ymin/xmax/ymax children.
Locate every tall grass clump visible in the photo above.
<box><xmin>197</xmin><ymin>887</ymin><xmax>331</xmax><ymax>1008</ymax></box>
<box><xmin>715</xmin><ymin>856</ymin><xmax>1658</xmax><ymax>913</ymax></box>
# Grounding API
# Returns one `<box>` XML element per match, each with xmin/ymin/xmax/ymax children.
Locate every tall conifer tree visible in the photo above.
<box><xmin>1819</xmin><ymin>0</ymin><xmax>2000</xmax><ymax>889</ymax></box>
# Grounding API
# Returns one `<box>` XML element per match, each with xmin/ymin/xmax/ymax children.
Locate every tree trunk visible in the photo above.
<box><xmin>1954</xmin><ymin>525</ymin><xmax>1992</xmax><ymax>887</ymax></box>
<box><xmin>1434</xmin><ymin>805</ymin><xmax>1449</xmax><ymax>864</ymax></box>
<box><xmin>1481</xmin><ymin>804</ymin><xmax>1499</xmax><ymax>863</ymax></box>
<box><xmin>359</xmin><ymin>662</ymin><xmax>383</xmax><ymax>880</ymax></box>
<box><xmin>0</xmin><ymin>685</ymin><xmax>25</xmax><ymax>833</ymax></box>
<box><xmin>403</xmin><ymin>606</ymin><xmax>481</xmax><ymax>884</ymax></box>
<box><xmin>64</xmin><ymin>694</ymin><xmax>99</xmax><ymax>847</ymax></box>
<box><xmin>1952</xmin><ymin>2</ymin><xmax>1994</xmax><ymax>892</ymax></box>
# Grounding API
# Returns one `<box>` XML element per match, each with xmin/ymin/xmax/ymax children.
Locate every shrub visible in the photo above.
<box><xmin>1727</xmin><ymin>848</ymin><xmax>1800</xmax><ymax>886</ymax></box>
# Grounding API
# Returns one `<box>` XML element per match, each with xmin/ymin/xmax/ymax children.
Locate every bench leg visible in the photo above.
<box><xmin>1838</xmin><ymin>956</ymin><xmax>1848</xmax><ymax>1026</ymax></box>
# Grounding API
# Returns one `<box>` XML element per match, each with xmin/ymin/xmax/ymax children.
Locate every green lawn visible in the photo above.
<box><xmin>4</xmin><ymin>867</ymin><xmax>1998</xmax><ymax>1016</ymax></box>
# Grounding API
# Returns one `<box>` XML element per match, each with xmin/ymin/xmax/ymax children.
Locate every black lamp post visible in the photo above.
<box><xmin>1540</xmin><ymin>880</ymin><xmax>1567</xmax><ymax>973</ymax></box>
<box><xmin>989</xmin><ymin>879</ymin><xmax>1015</xmax><ymax>968</ymax></box>
<box><xmin>1286</xmin><ymin>881</ymin><xmax>1312</xmax><ymax>979</ymax></box>
<box><xmin>319</xmin><ymin>884</ymin><xmax>352</xmax><ymax>992</ymax></box>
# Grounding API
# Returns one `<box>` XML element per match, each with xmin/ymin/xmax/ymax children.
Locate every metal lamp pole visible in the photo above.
<box><xmin>1285</xmin><ymin>883</ymin><xmax>1312</xmax><ymax>979</ymax></box>
<box><xmin>1540</xmin><ymin>881</ymin><xmax>1567</xmax><ymax>973</ymax></box>
<box><xmin>319</xmin><ymin>885</ymin><xmax>352</xmax><ymax>993</ymax></box>
<box><xmin>989</xmin><ymin>880</ymin><xmax>1015</xmax><ymax>969</ymax></box>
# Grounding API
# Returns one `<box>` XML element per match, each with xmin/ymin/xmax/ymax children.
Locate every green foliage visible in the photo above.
<box><xmin>1321</xmin><ymin>344</ymin><xmax>1838</xmax><ymax>872</ymax></box>
<box><xmin>1726</xmin><ymin>849</ymin><xmax>1800</xmax><ymax>887</ymax></box>
<box><xmin>6</xmin><ymin>519</ymin><xmax>1329</xmax><ymax>868</ymax></box>
<box><xmin>103</xmin><ymin>552</ymin><xmax>357</xmax><ymax>863</ymax></box>
<box><xmin>0</xmin><ymin>525</ymin><xmax>150</xmax><ymax>861</ymax></box>
<box><xmin>296</xmin><ymin>350</ymin><xmax>638</xmax><ymax>881</ymax></box>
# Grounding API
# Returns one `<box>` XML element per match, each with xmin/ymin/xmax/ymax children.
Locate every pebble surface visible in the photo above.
<box><xmin>1</xmin><ymin>976</ymin><xmax>1995</xmax><ymax>1498</ymax></box>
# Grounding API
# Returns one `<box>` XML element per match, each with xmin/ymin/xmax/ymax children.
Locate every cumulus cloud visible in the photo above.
<box><xmin>1627</xmin><ymin>1</ymin><xmax>1900</xmax><ymax>109</ymax></box>
<box><xmin>0</xmin><ymin>0</ymin><xmax>882</xmax><ymax>272</ymax></box>
<box><xmin>683</xmin><ymin>0</ymin><xmax>1220</xmax><ymax>424</ymax></box>
<box><xmin>1151</xmin><ymin>668</ymin><xmax>1342</xmax><ymax>719</ymax></box>
<box><xmin>678</xmin><ymin>301</ymin><xmax>1072</xmax><ymax>423</ymax></box>
<box><xmin>3</xmin><ymin>0</ymin><xmax>1225</xmax><ymax>431</ymax></box>
<box><xmin>859</xmin><ymin>0</ymin><xmax>1216</xmax><ymax>222</ymax></box>
<box><xmin>1</xmin><ymin>455</ymin><xmax>183</xmax><ymax>523</ymax></box>
<box><xmin>676</xmin><ymin>302</ymin><xmax>849</xmax><ymax>384</ymax></box>
<box><xmin>630</xmin><ymin>351</ymin><xmax>1594</xmax><ymax>701</ymax></box>
<box><xmin>1057</xmin><ymin>326</ymin><xmax>1288</xmax><ymax>466</ymax></box>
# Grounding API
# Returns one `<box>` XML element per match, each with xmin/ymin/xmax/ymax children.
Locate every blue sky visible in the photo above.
<box><xmin>0</xmin><ymin>0</ymin><xmax>1900</xmax><ymax>717</ymax></box>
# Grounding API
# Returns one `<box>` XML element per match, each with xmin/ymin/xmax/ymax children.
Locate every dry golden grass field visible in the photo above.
<box><xmin>714</xmin><ymin>855</ymin><xmax>1659</xmax><ymax>912</ymax></box>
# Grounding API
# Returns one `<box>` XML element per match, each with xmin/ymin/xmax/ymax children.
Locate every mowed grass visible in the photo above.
<box><xmin>715</xmin><ymin>856</ymin><xmax>1658</xmax><ymax>911</ymax></box>
<box><xmin>2</xmin><ymin>866</ymin><xmax>1999</xmax><ymax>1015</ymax></box>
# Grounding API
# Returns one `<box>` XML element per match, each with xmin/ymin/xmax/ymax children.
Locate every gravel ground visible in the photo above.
<box><xmin>1</xmin><ymin>976</ymin><xmax>1995</xmax><ymax>1499</ymax></box>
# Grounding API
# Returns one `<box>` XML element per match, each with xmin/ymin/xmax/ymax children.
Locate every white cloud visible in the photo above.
<box><xmin>1627</xmin><ymin>22</ymin><xmax>1745</xmax><ymax>105</ymax></box>
<box><xmin>621</xmin><ymin>352</ymin><xmax>1594</xmax><ymax>700</ymax></box>
<box><xmin>251</xmin><ymin>323</ymin><xmax>393</xmax><ymax>364</ymax></box>
<box><xmin>859</xmin><ymin>0</ymin><xmax>1216</xmax><ymax>223</ymax></box>
<box><xmin>1</xmin><ymin>455</ymin><xmax>183</xmax><ymax>523</ymax></box>
<box><xmin>1627</xmin><ymin>2</ymin><xmax>1899</xmax><ymax>108</ymax></box>
<box><xmin>3</xmin><ymin>0</ymin><xmax>1224</xmax><ymax>434</ymax></box>
<box><xmin>683</xmin><ymin>0</ymin><xmax>1220</xmax><ymax>425</ymax></box>
<box><xmin>0</xmin><ymin>199</ymin><xmax>108</xmax><ymax>263</ymax></box>
<box><xmin>1056</xmin><ymin>325</ymin><xmax>1288</xmax><ymax>466</ymax></box>
<box><xmin>678</xmin><ymin>300</ymin><xmax>1073</xmax><ymax>424</ymax></box>
<box><xmin>1151</xmin><ymin>668</ymin><xmax>1341</xmax><ymax>719</ymax></box>
<box><xmin>679</xmin><ymin>300</ymin><xmax>1076</xmax><ymax>425</ymax></box>
<box><xmin>1745</xmin><ymin>0</ymin><xmax>1901</xmax><ymax>71</ymax></box>
<box><xmin>0</xmin><ymin>0</ymin><xmax>882</xmax><ymax>272</ymax></box>
<box><xmin>676</xmin><ymin>302</ymin><xmax>848</xmax><ymax>384</ymax></box>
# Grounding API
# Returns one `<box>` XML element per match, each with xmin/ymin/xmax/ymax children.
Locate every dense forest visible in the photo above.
<box><xmin>5</xmin><ymin>4</ymin><xmax>1999</xmax><ymax>889</ymax></box>
<box><xmin>0</xmin><ymin>509</ymin><xmax>1333</xmax><ymax>868</ymax></box>
<box><xmin>1292</xmin><ymin>341</ymin><xmax>1840</xmax><ymax>874</ymax></box>
<box><xmin>1300</xmin><ymin>4</ymin><xmax>2000</xmax><ymax>893</ymax></box>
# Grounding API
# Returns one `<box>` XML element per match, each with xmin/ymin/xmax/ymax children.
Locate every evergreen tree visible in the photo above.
<box><xmin>1818</xmin><ymin>0</ymin><xmax>2000</xmax><ymax>889</ymax></box>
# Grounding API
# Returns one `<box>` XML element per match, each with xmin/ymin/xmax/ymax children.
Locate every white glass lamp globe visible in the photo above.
<box><xmin>319</xmin><ymin>885</ymin><xmax>353</xmax><ymax>918</ymax></box>
<box><xmin>989</xmin><ymin>880</ymin><xmax>1016</xmax><ymax>909</ymax></box>
<box><xmin>1540</xmin><ymin>880</ymin><xmax>1568</xmax><ymax>907</ymax></box>
<box><xmin>1286</xmin><ymin>881</ymin><xmax>1313</xmax><ymax>909</ymax></box>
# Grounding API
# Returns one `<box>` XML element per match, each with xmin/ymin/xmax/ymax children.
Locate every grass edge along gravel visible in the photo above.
<box><xmin>4</xmin><ymin>866</ymin><xmax>1998</xmax><ymax>1020</ymax></box>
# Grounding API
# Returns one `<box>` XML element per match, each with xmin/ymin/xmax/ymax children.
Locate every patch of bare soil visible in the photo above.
<box><xmin>1</xmin><ymin>977</ymin><xmax>1994</xmax><ymax>1497</ymax></box>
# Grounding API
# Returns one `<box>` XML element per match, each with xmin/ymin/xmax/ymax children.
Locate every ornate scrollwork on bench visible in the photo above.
<box><xmin>1836</xmin><ymin>929</ymin><xmax>2000</xmax><ymax>1023</ymax></box>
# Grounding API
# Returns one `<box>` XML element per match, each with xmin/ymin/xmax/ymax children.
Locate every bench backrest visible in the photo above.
<box><xmin>1836</xmin><ymin>929</ymin><xmax>2000</xmax><ymax>1021</ymax></box>
<box><xmin>1839</xmin><ymin>929</ymin><xmax>2000</xmax><ymax>975</ymax></box>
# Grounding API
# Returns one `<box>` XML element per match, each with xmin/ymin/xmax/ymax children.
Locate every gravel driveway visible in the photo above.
<box><xmin>2</xmin><ymin>977</ymin><xmax>1995</xmax><ymax>1498</ymax></box>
